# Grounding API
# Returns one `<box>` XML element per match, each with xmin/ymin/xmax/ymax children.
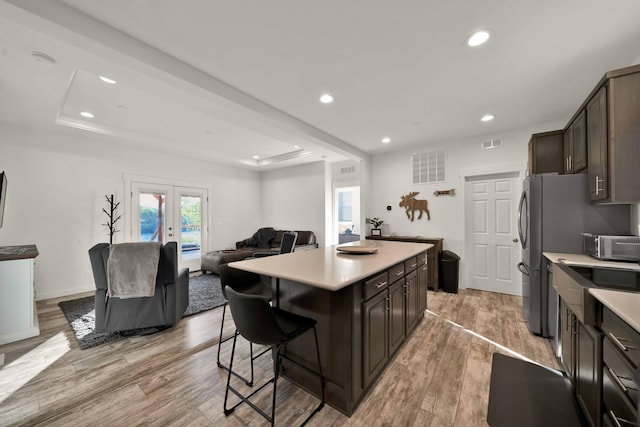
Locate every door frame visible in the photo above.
<box><xmin>332</xmin><ymin>181</ymin><xmax>361</xmax><ymax>246</ymax></box>
<box><xmin>459</xmin><ymin>162</ymin><xmax>527</xmax><ymax>292</ymax></box>
<box><xmin>123</xmin><ymin>174</ymin><xmax>210</xmax><ymax>270</ymax></box>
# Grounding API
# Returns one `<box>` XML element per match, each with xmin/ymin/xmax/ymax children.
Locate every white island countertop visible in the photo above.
<box><xmin>228</xmin><ymin>240</ymin><xmax>433</xmax><ymax>291</ymax></box>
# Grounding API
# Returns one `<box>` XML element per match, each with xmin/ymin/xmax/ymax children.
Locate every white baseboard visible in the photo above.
<box><xmin>36</xmin><ymin>285</ymin><xmax>94</xmax><ymax>301</ymax></box>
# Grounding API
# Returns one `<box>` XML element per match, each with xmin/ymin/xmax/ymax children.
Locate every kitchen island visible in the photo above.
<box><xmin>229</xmin><ymin>240</ymin><xmax>432</xmax><ymax>416</ymax></box>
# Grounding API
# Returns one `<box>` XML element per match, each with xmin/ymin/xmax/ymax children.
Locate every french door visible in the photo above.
<box><xmin>131</xmin><ymin>182</ymin><xmax>208</xmax><ymax>272</ymax></box>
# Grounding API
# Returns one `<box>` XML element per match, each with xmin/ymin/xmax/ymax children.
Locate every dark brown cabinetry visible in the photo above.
<box><xmin>600</xmin><ymin>306</ymin><xmax>639</xmax><ymax>426</ymax></box>
<box><xmin>404</xmin><ymin>270</ymin><xmax>419</xmax><ymax>333</ymax></box>
<box><xmin>362</xmin><ymin>285</ymin><xmax>389</xmax><ymax>387</ymax></box>
<box><xmin>417</xmin><ymin>256</ymin><xmax>428</xmax><ymax>313</ymax></box>
<box><xmin>587</xmin><ymin>86</ymin><xmax>608</xmax><ymax>201</ymax></box>
<box><xmin>366</xmin><ymin>235</ymin><xmax>442</xmax><ymax>290</ymax></box>
<box><xmin>528</xmin><ymin>130</ymin><xmax>564</xmax><ymax>174</ymax></box>
<box><xmin>560</xmin><ymin>296</ymin><xmax>602</xmax><ymax>427</ymax></box>
<box><xmin>361</xmin><ymin>254</ymin><xmax>427</xmax><ymax>390</ymax></box>
<box><xmin>560</xmin><ymin>297</ymin><xmax>576</xmax><ymax>381</ymax></box>
<box><xmin>528</xmin><ymin>63</ymin><xmax>640</xmax><ymax>203</ymax></box>
<box><xmin>564</xmin><ymin>110</ymin><xmax>588</xmax><ymax>174</ymax></box>
<box><xmin>587</xmin><ymin>66</ymin><xmax>640</xmax><ymax>203</ymax></box>
<box><xmin>576</xmin><ymin>322</ymin><xmax>602</xmax><ymax>427</ymax></box>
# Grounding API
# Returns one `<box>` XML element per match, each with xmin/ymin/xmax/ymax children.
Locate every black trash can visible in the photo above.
<box><xmin>440</xmin><ymin>250</ymin><xmax>460</xmax><ymax>293</ymax></box>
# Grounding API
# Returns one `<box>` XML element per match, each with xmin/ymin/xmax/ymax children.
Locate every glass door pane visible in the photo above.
<box><xmin>139</xmin><ymin>192</ymin><xmax>167</xmax><ymax>243</ymax></box>
<box><xmin>131</xmin><ymin>181</ymin><xmax>207</xmax><ymax>272</ymax></box>
<box><xmin>179</xmin><ymin>194</ymin><xmax>202</xmax><ymax>262</ymax></box>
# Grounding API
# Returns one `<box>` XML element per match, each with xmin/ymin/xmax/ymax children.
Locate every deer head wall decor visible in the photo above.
<box><xmin>399</xmin><ymin>192</ymin><xmax>430</xmax><ymax>221</ymax></box>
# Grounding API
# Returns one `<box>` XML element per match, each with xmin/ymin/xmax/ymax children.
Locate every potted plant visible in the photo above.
<box><xmin>369</xmin><ymin>217</ymin><xmax>384</xmax><ymax>236</ymax></box>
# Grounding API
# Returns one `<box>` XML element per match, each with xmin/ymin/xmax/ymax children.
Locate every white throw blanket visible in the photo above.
<box><xmin>107</xmin><ymin>242</ymin><xmax>162</xmax><ymax>298</ymax></box>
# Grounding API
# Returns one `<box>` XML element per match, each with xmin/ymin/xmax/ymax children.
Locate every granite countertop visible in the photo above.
<box><xmin>544</xmin><ymin>252</ymin><xmax>640</xmax><ymax>272</ymax></box>
<box><xmin>589</xmin><ymin>288</ymin><xmax>640</xmax><ymax>332</ymax></box>
<box><xmin>229</xmin><ymin>240</ymin><xmax>432</xmax><ymax>291</ymax></box>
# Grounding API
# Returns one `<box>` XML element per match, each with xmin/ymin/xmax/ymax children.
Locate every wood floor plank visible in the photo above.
<box><xmin>0</xmin><ymin>288</ymin><xmax>561</xmax><ymax>426</ymax></box>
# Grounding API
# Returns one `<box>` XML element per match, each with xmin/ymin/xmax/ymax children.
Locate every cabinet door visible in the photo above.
<box><xmin>560</xmin><ymin>299</ymin><xmax>575</xmax><ymax>381</ymax></box>
<box><xmin>529</xmin><ymin>131</ymin><xmax>564</xmax><ymax>174</ymax></box>
<box><xmin>572</xmin><ymin>110</ymin><xmax>588</xmax><ymax>172</ymax></box>
<box><xmin>576</xmin><ymin>323</ymin><xmax>601</xmax><ymax>427</ymax></box>
<box><xmin>418</xmin><ymin>262</ymin><xmax>428</xmax><ymax>313</ymax></box>
<box><xmin>564</xmin><ymin>126</ymin><xmax>573</xmax><ymax>174</ymax></box>
<box><xmin>405</xmin><ymin>271</ymin><xmax>419</xmax><ymax>333</ymax></box>
<box><xmin>587</xmin><ymin>86</ymin><xmax>608</xmax><ymax>201</ymax></box>
<box><xmin>362</xmin><ymin>289</ymin><xmax>388</xmax><ymax>387</ymax></box>
<box><xmin>427</xmin><ymin>246</ymin><xmax>437</xmax><ymax>290</ymax></box>
<box><xmin>388</xmin><ymin>279</ymin><xmax>405</xmax><ymax>356</ymax></box>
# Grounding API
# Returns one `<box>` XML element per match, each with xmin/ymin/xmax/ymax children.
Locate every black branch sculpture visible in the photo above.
<box><xmin>102</xmin><ymin>194</ymin><xmax>122</xmax><ymax>244</ymax></box>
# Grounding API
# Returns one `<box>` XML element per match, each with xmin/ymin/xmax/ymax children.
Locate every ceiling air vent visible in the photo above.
<box><xmin>481</xmin><ymin>139</ymin><xmax>503</xmax><ymax>149</ymax></box>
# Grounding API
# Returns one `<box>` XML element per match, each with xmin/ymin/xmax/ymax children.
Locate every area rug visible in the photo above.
<box><xmin>58</xmin><ymin>274</ymin><xmax>225</xmax><ymax>350</ymax></box>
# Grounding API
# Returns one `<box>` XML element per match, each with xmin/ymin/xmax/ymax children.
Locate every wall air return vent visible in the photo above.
<box><xmin>481</xmin><ymin>139</ymin><xmax>503</xmax><ymax>149</ymax></box>
<box><xmin>341</xmin><ymin>166</ymin><xmax>356</xmax><ymax>174</ymax></box>
<box><xmin>412</xmin><ymin>149</ymin><xmax>446</xmax><ymax>184</ymax></box>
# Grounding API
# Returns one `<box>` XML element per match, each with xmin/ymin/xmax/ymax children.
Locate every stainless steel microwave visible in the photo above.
<box><xmin>582</xmin><ymin>233</ymin><xmax>640</xmax><ymax>262</ymax></box>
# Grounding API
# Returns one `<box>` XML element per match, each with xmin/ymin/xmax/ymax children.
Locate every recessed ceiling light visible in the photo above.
<box><xmin>467</xmin><ymin>30</ymin><xmax>490</xmax><ymax>47</ymax></box>
<box><xmin>253</xmin><ymin>155</ymin><xmax>260</xmax><ymax>159</ymax></box>
<box><xmin>99</xmin><ymin>75</ymin><xmax>117</xmax><ymax>84</ymax></box>
<box><xmin>319</xmin><ymin>94</ymin><xmax>334</xmax><ymax>104</ymax></box>
<box><xmin>382</xmin><ymin>137</ymin><xmax>391</xmax><ymax>144</ymax></box>
<box><xmin>481</xmin><ymin>114</ymin><xmax>495</xmax><ymax>122</ymax></box>
<box><xmin>293</xmin><ymin>145</ymin><xmax>300</xmax><ymax>149</ymax></box>
<box><xmin>80</xmin><ymin>111</ymin><xmax>95</xmax><ymax>118</ymax></box>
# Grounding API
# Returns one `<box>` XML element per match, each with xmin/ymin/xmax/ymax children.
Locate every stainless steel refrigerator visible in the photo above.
<box><xmin>517</xmin><ymin>173</ymin><xmax>630</xmax><ymax>337</ymax></box>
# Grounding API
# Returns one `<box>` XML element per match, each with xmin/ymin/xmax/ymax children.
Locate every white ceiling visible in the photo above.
<box><xmin>1</xmin><ymin>0</ymin><xmax>640</xmax><ymax>170</ymax></box>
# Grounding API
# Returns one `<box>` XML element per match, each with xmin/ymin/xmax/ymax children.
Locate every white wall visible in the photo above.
<box><xmin>260</xmin><ymin>161</ymin><xmax>328</xmax><ymax>247</ymax></box>
<box><xmin>368</xmin><ymin>121</ymin><xmax>564</xmax><ymax>289</ymax></box>
<box><xmin>0</xmin><ymin>123</ymin><xmax>262</xmax><ymax>300</ymax></box>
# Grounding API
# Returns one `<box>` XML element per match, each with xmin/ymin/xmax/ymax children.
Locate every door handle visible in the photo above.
<box><xmin>517</xmin><ymin>262</ymin><xmax>529</xmax><ymax>275</ymax></box>
<box><xmin>513</xmin><ymin>238</ymin><xmax>519</xmax><ymax>243</ymax></box>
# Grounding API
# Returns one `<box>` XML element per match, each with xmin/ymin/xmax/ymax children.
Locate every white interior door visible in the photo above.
<box><xmin>131</xmin><ymin>182</ymin><xmax>208</xmax><ymax>272</ymax></box>
<box><xmin>465</xmin><ymin>172</ymin><xmax>521</xmax><ymax>295</ymax></box>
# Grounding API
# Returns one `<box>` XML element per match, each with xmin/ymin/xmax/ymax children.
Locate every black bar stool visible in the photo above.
<box><xmin>222</xmin><ymin>284</ymin><xmax>325</xmax><ymax>426</ymax></box>
<box><xmin>218</xmin><ymin>264</ymin><xmax>272</xmax><ymax>386</ymax></box>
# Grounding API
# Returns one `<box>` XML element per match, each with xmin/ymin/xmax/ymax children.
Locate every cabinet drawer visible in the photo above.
<box><xmin>364</xmin><ymin>271</ymin><xmax>389</xmax><ymax>300</ymax></box>
<box><xmin>602</xmin><ymin>307</ymin><xmax>640</xmax><ymax>368</ymax></box>
<box><xmin>389</xmin><ymin>263</ymin><xmax>405</xmax><ymax>283</ymax></box>
<box><xmin>404</xmin><ymin>257</ymin><xmax>418</xmax><ymax>273</ymax></box>
<box><xmin>603</xmin><ymin>337</ymin><xmax>638</xmax><ymax>406</ymax></box>
<box><xmin>602</xmin><ymin>367</ymin><xmax>637</xmax><ymax>426</ymax></box>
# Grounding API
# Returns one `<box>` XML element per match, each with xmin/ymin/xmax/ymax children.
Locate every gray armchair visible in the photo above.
<box><xmin>88</xmin><ymin>241</ymin><xmax>189</xmax><ymax>333</ymax></box>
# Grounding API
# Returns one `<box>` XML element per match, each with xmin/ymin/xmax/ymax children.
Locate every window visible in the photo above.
<box><xmin>338</xmin><ymin>191</ymin><xmax>353</xmax><ymax>221</ymax></box>
<box><xmin>412</xmin><ymin>149</ymin><xmax>446</xmax><ymax>184</ymax></box>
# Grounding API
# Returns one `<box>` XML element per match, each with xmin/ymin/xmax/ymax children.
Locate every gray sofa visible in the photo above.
<box><xmin>88</xmin><ymin>241</ymin><xmax>189</xmax><ymax>333</ymax></box>
<box><xmin>235</xmin><ymin>228</ymin><xmax>318</xmax><ymax>252</ymax></box>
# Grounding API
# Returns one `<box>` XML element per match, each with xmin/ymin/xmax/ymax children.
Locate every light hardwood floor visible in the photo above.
<box><xmin>0</xmin><ymin>288</ymin><xmax>559</xmax><ymax>426</ymax></box>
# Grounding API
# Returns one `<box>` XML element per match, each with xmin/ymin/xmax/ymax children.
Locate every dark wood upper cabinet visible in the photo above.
<box><xmin>528</xmin><ymin>130</ymin><xmax>564</xmax><ymax>174</ymax></box>
<box><xmin>587</xmin><ymin>86</ymin><xmax>608</xmax><ymax>201</ymax></box>
<box><xmin>532</xmin><ymin>63</ymin><xmax>640</xmax><ymax>203</ymax></box>
<box><xmin>585</xmin><ymin>65</ymin><xmax>640</xmax><ymax>203</ymax></box>
<box><xmin>565</xmin><ymin>110</ymin><xmax>587</xmax><ymax>174</ymax></box>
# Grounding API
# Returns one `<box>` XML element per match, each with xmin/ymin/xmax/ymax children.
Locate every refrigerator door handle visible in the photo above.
<box><xmin>517</xmin><ymin>191</ymin><xmax>527</xmax><ymax>249</ymax></box>
<box><xmin>517</xmin><ymin>262</ymin><xmax>529</xmax><ymax>276</ymax></box>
